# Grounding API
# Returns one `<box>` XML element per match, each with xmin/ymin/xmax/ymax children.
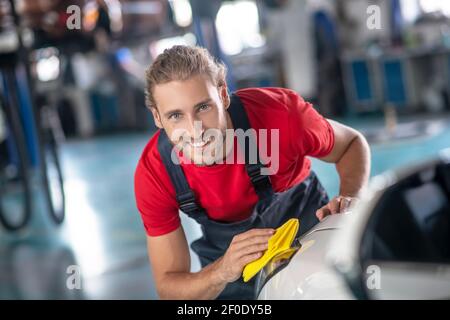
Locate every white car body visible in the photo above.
<box><xmin>258</xmin><ymin>149</ymin><xmax>450</xmax><ymax>300</ymax></box>
<box><xmin>257</xmin><ymin>214</ymin><xmax>353</xmax><ymax>299</ymax></box>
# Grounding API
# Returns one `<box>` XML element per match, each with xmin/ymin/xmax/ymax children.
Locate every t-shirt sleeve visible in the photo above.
<box><xmin>134</xmin><ymin>158</ymin><xmax>180</xmax><ymax>237</ymax></box>
<box><xmin>286</xmin><ymin>90</ymin><xmax>335</xmax><ymax>158</ymax></box>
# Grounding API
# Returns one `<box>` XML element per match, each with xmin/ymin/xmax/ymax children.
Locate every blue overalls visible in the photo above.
<box><xmin>157</xmin><ymin>93</ymin><xmax>329</xmax><ymax>299</ymax></box>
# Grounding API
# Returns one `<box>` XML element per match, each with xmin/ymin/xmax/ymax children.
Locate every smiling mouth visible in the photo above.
<box><xmin>186</xmin><ymin>136</ymin><xmax>213</xmax><ymax>149</ymax></box>
<box><xmin>190</xmin><ymin>140</ymin><xmax>208</xmax><ymax>148</ymax></box>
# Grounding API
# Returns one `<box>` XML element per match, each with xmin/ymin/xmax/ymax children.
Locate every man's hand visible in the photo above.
<box><xmin>215</xmin><ymin>228</ymin><xmax>275</xmax><ymax>283</ymax></box>
<box><xmin>316</xmin><ymin>196</ymin><xmax>358</xmax><ymax>221</ymax></box>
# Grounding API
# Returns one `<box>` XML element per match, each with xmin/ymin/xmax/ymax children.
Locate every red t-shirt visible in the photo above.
<box><xmin>134</xmin><ymin>87</ymin><xmax>334</xmax><ymax>237</ymax></box>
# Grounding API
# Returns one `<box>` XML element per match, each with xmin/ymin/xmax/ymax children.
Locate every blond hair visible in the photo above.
<box><xmin>145</xmin><ymin>45</ymin><xmax>227</xmax><ymax>109</ymax></box>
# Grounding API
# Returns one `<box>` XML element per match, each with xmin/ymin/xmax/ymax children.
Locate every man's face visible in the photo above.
<box><xmin>151</xmin><ymin>74</ymin><xmax>233</xmax><ymax>165</ymax></box>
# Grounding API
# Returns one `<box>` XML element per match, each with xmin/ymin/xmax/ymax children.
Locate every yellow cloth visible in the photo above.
<box><xmin>242</xmin><ymin>218</ymin><xmax>300</xmax><ymax>282</ymax></box>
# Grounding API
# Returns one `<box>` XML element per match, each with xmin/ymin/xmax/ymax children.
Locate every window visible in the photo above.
<box><xmin>419</xmin><ymin>0</ymin><xmax>450</xmax><ymax>15</ymax></box>
<box><xmin>169</xmin><ymin>0</ymin><xmax>193</xmax><ymax>28</ymax></box>
<box><xmin>401</xmin><ymin>0</ymin><xmax>450</xmax><ymax>24</ymax></box>
<box><xmin>215</xmin><ymin>0</ymin><xmax>265</xmax><ymax>56</ymax></box>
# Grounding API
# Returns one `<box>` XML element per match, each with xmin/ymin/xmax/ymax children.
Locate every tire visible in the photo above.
<box><xmin>40</xmin><ymin>125</ymin><xmax>65</xmax><ymax>225</ymax></box>
<box><xmin>0</xmin><ymin>72</ymin><xmax>32</xmax><ymax>231</ymax></box>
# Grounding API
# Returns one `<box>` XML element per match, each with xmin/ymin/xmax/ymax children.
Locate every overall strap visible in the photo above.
<box><xmin>157</xmin><ymin>129</ymin><xmax>205</xmax><ymax>218</ymax></box>
<box><xmin>228</xmin><ymin>93</ymin><xmax>274</xmax><ymax>200</ymax></box>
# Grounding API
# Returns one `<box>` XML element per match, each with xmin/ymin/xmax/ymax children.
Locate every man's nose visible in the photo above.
<box><xmin>186</xmin><ymin>119</ymin><xmax>205</xmax><ymax>141</ymax></box>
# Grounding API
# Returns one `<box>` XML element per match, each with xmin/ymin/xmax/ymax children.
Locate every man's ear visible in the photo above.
<box><xmin>219</xmin><ymin>83</ymin><xmax>230</xmax><ymax>109</ymax></box>
<box><xmin>149</xmin><ymin>106</ymin><xmax>163</xmax><ymax>129</ymax></box>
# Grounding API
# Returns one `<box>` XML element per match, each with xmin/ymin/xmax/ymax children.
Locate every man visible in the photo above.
<box><xmin>134</xmin><ymin>45</ymin><xmax>370</xmax><ymax>300</ymax></box>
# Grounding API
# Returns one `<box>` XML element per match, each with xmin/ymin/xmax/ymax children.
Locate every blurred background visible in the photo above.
<box><xmin>0</xmin><ymin>0</ymin><xmax>449</xmax><ymax>299</ymax></box>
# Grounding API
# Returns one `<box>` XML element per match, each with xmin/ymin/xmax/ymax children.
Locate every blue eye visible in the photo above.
<box><xmin>169</xmin><ymin>113</ymin><xmax>182</xmax><ymax>120</ymax></box>
<box><xmin>198</xmin><ymin>104</ymin><xmax>210</xmax><ymax>111</ymax></box>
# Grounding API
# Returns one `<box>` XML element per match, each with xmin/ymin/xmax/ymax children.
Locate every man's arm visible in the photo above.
<box><xmin>316</xmin><ymin>119</ymin><xmax>371</xmax><ymax>220</ymax></box>
<box><xmin>147</xmin><ymin>226</ymin><xmax>274</xmax><ymax>299</ymax></box>
<box><xmin>147</xmin><ymin>226</ymin><xmax>225</xmax><ymax>299</ymax></box>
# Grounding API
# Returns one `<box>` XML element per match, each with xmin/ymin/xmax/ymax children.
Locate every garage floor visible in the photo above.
<box><xmin>1</xmin><ymin>114</ymin><xmax>449</xmax><ymax>299</ymax></box>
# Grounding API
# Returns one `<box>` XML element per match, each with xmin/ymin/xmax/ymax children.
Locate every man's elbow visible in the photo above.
<box><xmin>155</xmin><ymin>273</ymin><xmax>175</xmax><ymax>299</ymax></box>
<box><xmin>156</xmin><ymin>272</ymin><xmax>190</xmax><ymax>300</ymax></box>
<box><xmin>156</xmin><ymin>283</ymin><xmax>177</xmax><ymax>300</ymax></box>
<box><xmin>332</xmin><ymin>130</ymin><xmax>370</xmax><ymax>167</ymax></box>
<box><xmin>354</xmin><ymin>131</ymin><xmax>371</xmax><ymax>157</ymax></box>
<box><xmin>157</xmin><ymin>289</ymin><xmax>173</xmax><ymax>300</ymax></box>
